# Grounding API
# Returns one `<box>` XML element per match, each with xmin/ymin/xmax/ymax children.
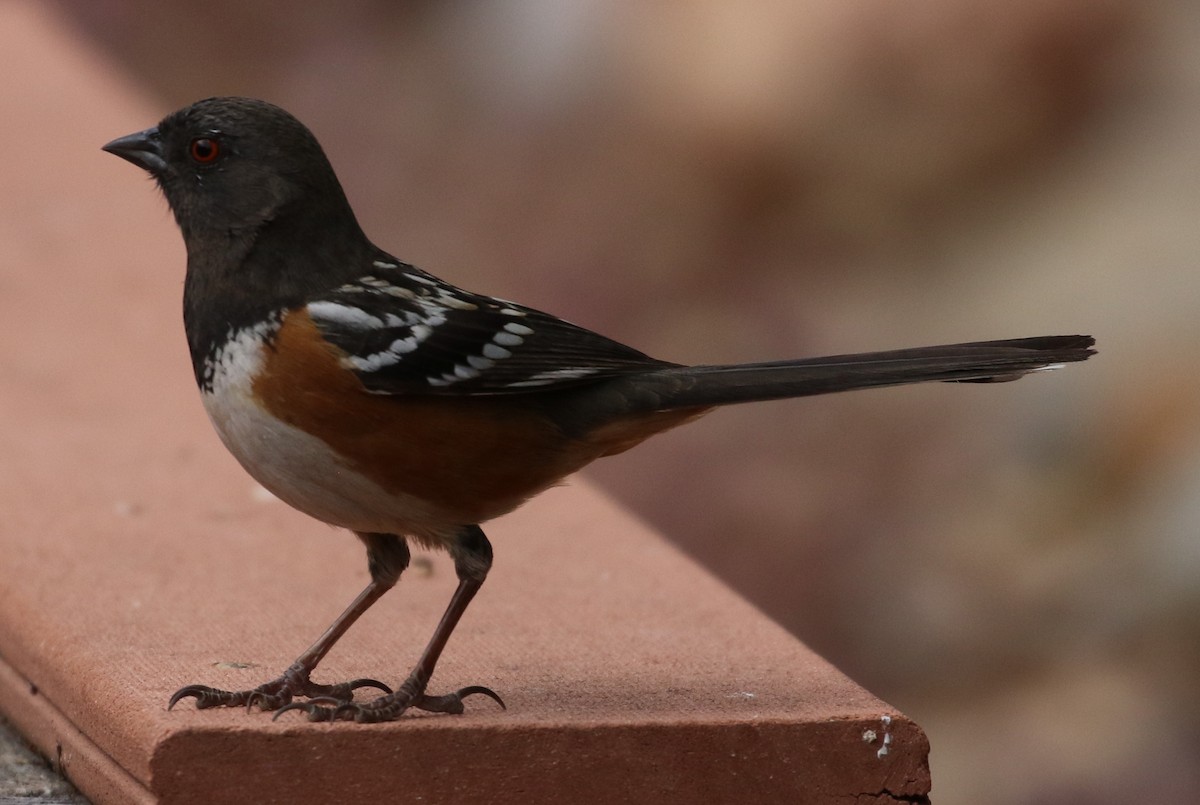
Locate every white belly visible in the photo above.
<box><xmin>200</xmin><ymin>323</ymin><xmax>452</xmax><ymax>537</ymax></box>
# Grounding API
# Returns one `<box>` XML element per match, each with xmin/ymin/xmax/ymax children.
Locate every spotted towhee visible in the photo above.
<box><xmin>103</xmin><ymin>97</ymin><xmax>1094</xmax><ymax>723</ymax></box>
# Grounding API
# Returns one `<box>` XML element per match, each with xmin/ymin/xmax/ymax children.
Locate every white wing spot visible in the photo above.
<box><xmin>385</xmin><ymin>312</ymin><xmax>420</xmax><ymax>328</ymax></box>
<box><xmin>307</xmin><ymin>301</ymin><xmax>383</xmax><ymax>329</ymax></box>
<box><xmin>506</xmin><ymin>367</ymin><xmax>599</xmax><ymax>387</ymax></box>
<box><xmin>335</xmin><ymin>302</ymin><xmax>448</xmax><ymax>373</ymax></box>
<box><xmin>387</xmin><ymin>335</ymin><xmax>420</xmax><ymax>354</ymax></box>
<box><xmin>503</xmin><ymin>322</ymin><xmax>534</xmax><ymax>336</ymax></box>
<box><xmin>383</xmin><ymin>285</ymin><xmax>417</xmax><ymax>299</ymax></box>
<box><xmin>404</xmin><ymin>272</ymin><xmax>437</xmax><ymax>286</ymax></box>
<box><xmin>493</xmin><ymin>331</ymin><xmax>525</xmax><ymax>347</ymax></box>
<box><xmin>372</xmin><ymin>259</ymin><xmax>398</xmax><ymax>269</ymax></box>
<box><xmin>427</xmin><ymin>372</ymin><xmax>460</xmax><ymax>387</ymax></box>
<box><xmin>492</xmin><ymin>298</ymin><xmax>527</xmax><ymax>316</ymax></box>
<box><xmin>453</xmin><ymin>364</ymin><xmax>481</xmax><ymax>380</ymax></box>
<box><xmin>467</xmin><ymin>355</ymin><xmax>496</xmax><ymax>370</ymax></box>
<box><xmin>436</xmin><ymin>293</ymin><xmax>479</xmax><ymax>311</ymax></box>
<box><xmin>482</xmin><ymin>343</ymin><xmax>512</xmax><ymax>360</ymax></box>
<box><xmin>348</xmin><ymin>352</ymin><xmax>402</xmax><ymax>371</ymax></box>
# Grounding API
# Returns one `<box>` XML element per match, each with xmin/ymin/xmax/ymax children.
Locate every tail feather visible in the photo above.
<box><xmin>637</xmin><ymin>335</ymin><xmax>1095</xmax><ymax>411</ymax></box>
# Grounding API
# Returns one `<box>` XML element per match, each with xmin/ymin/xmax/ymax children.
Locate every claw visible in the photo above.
<box><xmin>168</xmin><ymin>684</ymin><xmax>246</xmax><ymax>711</ymax></box>
<box><xmin>169</xmin><ymin>672</ymin><xmax>500</xmax><ymax>723</ymax></box>
<box><xmin>313</xmin><ymin>682</ymin><xmax>507</xmax><ymax>722</ymax></box>
<box><xmin>271</xmin><ymin>696</ymin><xmax>344</xmax><ymax>722</ymax></box>
<box><xmin>244</xmin><ymin>687</ymin><xmax>290</xmax><ymax>712</ymax></box>
<box><xmin>411</xmin><ymin>685</ymin><xmax>504</xmax><ymax>715</ymax></box>
<box><xmin>326</xmin><ymin>677</ymin><xmax>392</xmax><ymax>698</ymax></box>
<box><xmin>455</xmin><ymin>685</ymin><xmax>506</xmax><ymax>710</ymax></box>
<box><xmin>167</xmin><ymin>685</ymin><xmax>204</xmax><ymax>711</ymax></box>
<box><xmin>307</xmin><ymin>696</ymin><xmax>346</xmax><ymax>708</ymax></box>
<box><xmin>272</xmin><ymin>700</ymin><xmax>318</xmax><ymax>722</ymax></box>
<box><xmin>168</xmin><ymin>670</ymin><xmax>389</xmax><ymax>714</ymax></box>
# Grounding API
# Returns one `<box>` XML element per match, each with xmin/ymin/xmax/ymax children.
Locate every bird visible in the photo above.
<box><xmin>102</xmin><ymin>96</ymin><xmax>1095</xmax><ymax>723</ymax></box>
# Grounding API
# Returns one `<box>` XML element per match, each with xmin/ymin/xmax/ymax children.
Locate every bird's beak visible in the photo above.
<box><xmin>102</xmin><ymin>126</ymin><xmax>166</xmax><ymax>174</ymax></box>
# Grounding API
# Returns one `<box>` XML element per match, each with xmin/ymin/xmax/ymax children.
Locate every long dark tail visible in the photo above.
<box><xmin>617</xmin><ymin>335</ymin><xmax>1095</xmax><ymax>413</ymax></box>
<box><xmin>555</xmin><ymin>335</ymin><xmax>1094</xmax><ymax>447</ymax></box>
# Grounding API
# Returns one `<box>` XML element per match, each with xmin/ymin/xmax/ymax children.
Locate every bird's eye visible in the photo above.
<box><xmin>189</xmin><ymin>137</ymin><xmax>220</xmax><ymax>164</ymax></box>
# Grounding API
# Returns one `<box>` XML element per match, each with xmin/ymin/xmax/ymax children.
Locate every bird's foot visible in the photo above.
<box><xmin>273</xmin><ymin>674</ymin><xmax>504</xmax><ymax>723</ymax></box>
<box><xmin>168</xmin><ymin>662</ymin><xmax>391</xmax><ymax>712</ymax></box>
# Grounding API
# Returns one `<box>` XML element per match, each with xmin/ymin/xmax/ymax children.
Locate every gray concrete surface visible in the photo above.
<box><xmin>0</xmin><ymin>719</ymin><xmax>84</xmax><ymax>804</ymax></box>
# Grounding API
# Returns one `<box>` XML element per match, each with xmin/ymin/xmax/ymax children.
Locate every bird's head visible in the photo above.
<box><xmin>103</xmin><ymin>97</ymin><xmax>353</xmax><ymax>248</ymax></box>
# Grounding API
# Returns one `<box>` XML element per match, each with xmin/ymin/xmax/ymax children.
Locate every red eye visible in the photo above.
<box><xmin>189</xmin><ymin>137</ymin><xmax>220</xmax><ymax>164</ymax></box>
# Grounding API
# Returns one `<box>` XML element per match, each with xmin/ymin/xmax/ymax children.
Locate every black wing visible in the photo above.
<box><xmin>305</xmin><ymin>257</ymin><xmax>673</xmax><ymax>395</ymax></box>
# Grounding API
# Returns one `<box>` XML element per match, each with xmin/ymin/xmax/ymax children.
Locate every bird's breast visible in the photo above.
<box><xmin>198</xmin><ymin>317</ymin><xmax>457</xmax><ymax>540</ymax></box>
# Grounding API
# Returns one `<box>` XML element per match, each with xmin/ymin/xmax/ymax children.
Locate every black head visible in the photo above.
<box><xmin>105</xmin><ymin>98</ymin><xmax>374</xmax><ymax>379</ymax></box>
<box><xmin>103</xmin><ymin>97</ymin><xmax>358</xmax><ymax>248</ymax></box>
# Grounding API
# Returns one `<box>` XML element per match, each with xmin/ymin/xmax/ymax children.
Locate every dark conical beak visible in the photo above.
<box><xmin>102</xmin><ymin>126</ymin><xmax>166</xmax><ymax>174</ymax></box>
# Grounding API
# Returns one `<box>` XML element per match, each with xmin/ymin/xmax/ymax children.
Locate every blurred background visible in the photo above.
<box><xmin>52</xmin><ymin>0</ymin><xmax>1200</xmax><ymax>801</ymax></box>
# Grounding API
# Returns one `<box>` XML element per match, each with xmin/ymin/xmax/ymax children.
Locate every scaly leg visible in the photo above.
<box><xmin>169</xmin><ymin>532</ymin><xmax>410</xmax><ymax>711</ymax></box>
<box><xmin>275</xmin><ymin>525</ymin><xmax>503</xmax><ymax>722</ymax></box>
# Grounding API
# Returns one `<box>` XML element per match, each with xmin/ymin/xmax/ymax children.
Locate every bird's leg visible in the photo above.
<box><xmin>276</xmin><ymin>525</ymin><xmax>503</xmax><ymax>723</ymax></box>
<box><xmin>169</xmin><ymin>532</ymin><xmax>409</xmax><ymax>712</ymax></box>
